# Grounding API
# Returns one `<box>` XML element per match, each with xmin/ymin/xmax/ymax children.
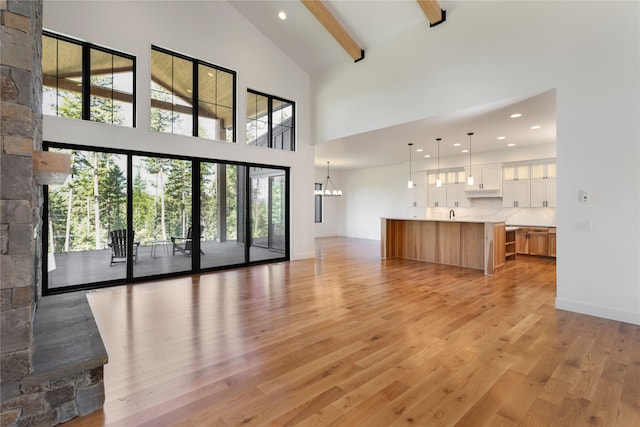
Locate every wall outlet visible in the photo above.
<box><xmin>574</xmin><ymin>220</ymin><xmax>592</xmax><ymax>231</ymax></box>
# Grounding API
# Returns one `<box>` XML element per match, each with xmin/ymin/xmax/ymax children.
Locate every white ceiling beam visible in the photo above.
<box><xmin>300</xmin><ymin>0</ymin><xmax>364</xmax><ymax>62</ymax></box>
<box><xmin>416</xmin><ymin>0</ymin><xmax>446</xmax><ymax>27</ymax></box>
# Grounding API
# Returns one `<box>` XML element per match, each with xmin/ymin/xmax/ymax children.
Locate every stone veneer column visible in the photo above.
<box><xmin>0</xmin><ymin>0</ymin><xmax>42</xmax><ymax>423</ymax></box>
<box><xmin>1</xmin><ymin>2</ymin><xmax>107</xmax><ymax>425</ymax></box>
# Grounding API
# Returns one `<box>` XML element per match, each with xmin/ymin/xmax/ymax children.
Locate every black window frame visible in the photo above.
<box><xmin>315</xmin><ymin>183</ymin><xmax>323</xmax><ymax>223</ymax></box>
<box><xmin>150</xmin><ymin>45</ymin><xmax>237</xmax><ymax>142</ymax></box>
<box><xmin>41</xmin><ymin>141</ymin><xmax>289</xmax><ymax>295</ymax></box>
<box><xmin>246</xmin><ymin>89</ymin><xmax>295</xmax><ymax>151</ymax></box>
<box><xmin>42</xmin><ymin>30</ymin><xmax>137</xmax><ymax>127</ymax></box>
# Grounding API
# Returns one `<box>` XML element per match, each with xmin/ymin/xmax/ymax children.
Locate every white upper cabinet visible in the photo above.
<box><xmin>531</xmin><ymin>178</ymin><xmax>556</xmax><ymax>207</ymax></box>
<box><xmin>446</xmin><ymin>169</ymin><xmax>468</xmax><ymax>207</ymax></box>
<box><xmin>530</xmin><ymin>161</ymin><xmax>556</xmax><ymax>207</ymax></box>
<box><xmin>530</xmin><ymin>162</ymin><xmax>556</xmax><ymax>180</ymax></box>
<box><xmin>502</xmin><ymin>164</ymin><xmax>531</xmax><ymax>207</ymax></box>
<box><xmin>446</xmin><ymin>169</ymin><xmax>466</xmax><ymax>185</ymax></box>
<box><xmin>407</xmin><ymin>172</ymin><xmax>427</xmax><ymax>207</ymax></box>
<box><xmin>465</xmin><ymin>164</ymin><xmax>502</xmax><ymax>196</ymax></box>
<box><xmin>503</xmin><ymin>164</ymin><xmax>530</xmax><ymax>181</ymax></box>
<box><xmin>427</xmin><ymin>172</ymin><xmax>446</xmax><ymax>207</ymax></box>
<box><xmin>503</xmin><ymin>180</ymin><xmax>531</xmax><ymax>207</ymax></box>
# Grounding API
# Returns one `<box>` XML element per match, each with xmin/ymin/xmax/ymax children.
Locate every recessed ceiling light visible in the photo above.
<box><xmin>278</xmin><ymin>11</ymin><xmax>287</xmax><ymax>20</ymax></box>
<box><xmin>497</xmin><ymin>136</ymin><xmax>506</xmax><ymax>140</ymax></box>
<box><xmin>462</xmin><ymin>149</ymin><xmax>468</xmax><ymax>153</ymax></box>
<box><xmin>453</xmin><ymin>143</ymin><xmax>461</xmax><ymax>147</ymax></box>
<box><xmin>208</xmin><ymin>72</ymin><xmax>214</xmax><ymax>78</ymax></box>
<box><xmin>416</xmin><ymin>148</ymin><xmax>423</xmax><ymax>152</ymax></box>
<box><xmin>424</xmin><ymin>154</ymin><xmax>431</xmax><ymax>158</ymax></box>
<box><xmin>507</xmin><ymin>143</ymin><xmax>516</xmax><ymax>147</ymax></box>
<box><xmin>510</xmin><ymin>113</ymin><xmax>522</xmax><ymax>118</ymax></box>
<box><xmin>530</xmin><ymin>125</ymin><xmax>541</xmax><ymax>130</ymax></box>
<box><xmin>187</xmin><ymin>89</ymin><xmax>192</xmax><ymax>93</ymax></box>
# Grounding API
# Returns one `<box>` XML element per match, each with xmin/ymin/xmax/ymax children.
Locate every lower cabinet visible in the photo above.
<box><xmin>528</xmin><ymin>230</ymin><xmax>549</xmax><ymax>256</ymax></box>
<box><xmin>516</xmin><ymin>229</ymin><xmax>529</xmax><ymax>254</ymax></box>
<box><xmin>548</xmin><ymin>228</ymin><xmax>556</xmax><ymax>257</ymax></box>
<box><xmin>515</xmin><ymin>227</ymin><xmax>556</xmax><ymax>257</ymax></box>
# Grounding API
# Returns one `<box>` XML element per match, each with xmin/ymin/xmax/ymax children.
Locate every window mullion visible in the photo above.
<box><xmin>192</xmin><ymin>61</ymin><xmax>198</xmax><ymax>137</ymax></box>
<box><xmin>82</xmin><ymin>43</ymin><xmax>90</xmax><ymax>121</ymax></box>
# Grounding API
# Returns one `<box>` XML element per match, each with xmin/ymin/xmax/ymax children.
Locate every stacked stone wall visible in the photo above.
<box><xmin>0</xmin><ymin>0</ymin><xmax>40</xmax><ymax>411</ymax></box>
<box><xmin>1</xmin><ymin>1</ymin><xmax>105</xmax><ymax>425</ymax></box>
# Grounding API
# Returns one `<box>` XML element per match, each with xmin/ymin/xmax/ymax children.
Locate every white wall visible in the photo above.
<box><xmin>312</xmin><ymin>2</ymin><xmax>640</xmax><ymax>325</ymax></box>
<box><xmin>43</xmin><ymin>0</ymin><xmax>316</xmax><ymax>260</ymax></box>
<box><xmin>340</xmin><ymin>165</ymin><xmax>407</xmax><ymax>240</ymax></box>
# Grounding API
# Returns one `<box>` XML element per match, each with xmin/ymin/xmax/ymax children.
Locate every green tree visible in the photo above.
<box><xmin>165</xmin><ymin>159</ymin><xmax>192</xmax><ymax>237</ymax></box>
<box><xmin>144</xmin><ymin>157</ymin><xmax>171</xmax><ymax>240</ymax></box>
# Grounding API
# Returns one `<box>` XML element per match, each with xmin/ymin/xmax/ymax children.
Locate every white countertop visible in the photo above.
<box><xmin>382</xmin><ymin>217</ymin><xmax>503</xmax><ymax>224</ymax></box>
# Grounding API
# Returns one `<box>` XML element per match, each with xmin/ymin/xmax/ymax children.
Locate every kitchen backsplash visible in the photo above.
<box><xmin>425</xmin><ymin>198</ymin><xmax>556</xmax><ymax>227</ymax></box>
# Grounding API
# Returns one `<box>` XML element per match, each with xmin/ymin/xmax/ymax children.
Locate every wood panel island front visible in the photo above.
<box><xmin>381</xmin><ymin>218</ymin><xmax>503</xmax><ymax>275</ymax></box>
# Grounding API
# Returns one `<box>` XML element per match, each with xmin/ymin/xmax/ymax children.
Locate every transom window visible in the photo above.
<box><xmin>42</xmin><ymin>31</ymin><xmax>136</xmax><ymax>127</ymax></box>
<box><xmin>246</xmin><ymin>89</ymin><xmax>295</xmax><ymax>151</ymax></box>
<box><xmin>150</xmin><ymin>46</ymin><xmax>236</xmax><ymax>142</ymax></box>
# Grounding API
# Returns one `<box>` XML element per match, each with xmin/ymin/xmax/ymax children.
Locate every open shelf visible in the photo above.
<box><xmin>505</xmin><ymin>230</ymin><xmax>517</xmax><ymax>262</ymax></box>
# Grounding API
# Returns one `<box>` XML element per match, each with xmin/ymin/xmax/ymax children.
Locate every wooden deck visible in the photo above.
<box><xmin>62</xmin><ymin>237</ymin><xmax>639</xmax><ymax>426</ymax></box>
<box><xmin>48</xmin><ymin>241</ymin><xmax>284</xmax><ymax>289</ymax></box>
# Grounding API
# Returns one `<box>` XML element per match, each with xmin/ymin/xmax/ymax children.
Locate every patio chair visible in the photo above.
<box><xmin>109</xmin><ymin>229</ymin><xmax>139</xmax><ymax>266</ymax></box>
<box><xmin>171</xmin><ymin>226</ymin><xmax>205</xmax><ymax>256</ymax></box>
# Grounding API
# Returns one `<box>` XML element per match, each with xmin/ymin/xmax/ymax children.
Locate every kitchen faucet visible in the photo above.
<box><xmin>449</xmin><ymin>209</ymin><xmax>455</xmax><ymax>220</ymax></box>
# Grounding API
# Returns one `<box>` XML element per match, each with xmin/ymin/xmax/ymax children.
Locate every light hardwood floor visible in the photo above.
<box><xmin>63</xmin><ymin>237</ymin><xmax>639</xmax><ymax>426</ymax></box>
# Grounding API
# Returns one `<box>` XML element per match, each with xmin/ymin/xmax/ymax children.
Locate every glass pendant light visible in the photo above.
<box><xmin>467</xmin><ymin>132</ymin><xmax>475</xmax><ymax>186</ymax></box>
<box><xmin>435</xmin><ymin>138</ymin><xmax>442</xmax><ymax>187</ymax></box>
<box><xmin>407</xmin><ymin>142</ymin><xmax>414</xmax><ymax>189</ymax></box>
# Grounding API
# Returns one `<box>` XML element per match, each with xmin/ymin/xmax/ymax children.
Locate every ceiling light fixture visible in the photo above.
<box><xmin>453</xmin><ymin>143</ymin><xmax>461</xmax><ymax>147</ymax></box>
<box><xmin>436</xmin><ymin>138</ymin><xmax>442</xmax><ymax>188</ymax></box>
<box><xmin>424</xmin><ymin>154</ymin><xmax>431</xmax><ymax>158</ymax></box>
<box><xmin>315</xmin><ymin>161</ymin><xmax>342</xmax><ymax>196</ymax></box>
<box><xmin>530</xmin><ymin>125</ymin><xmax>541</xmax><ymax>130</ymax></box>
<box><xmin>508</xmin><ymin>143</ymin><xmax>516</xmax><ymax>147</ymax></box>
<box><xmin>407</xmin><ymin>143</ymin><xmax>414</xmax><ymax>189</ymax></box>
<box><xmin>416</xmin><ymin>148</ymin><xmax>423</xmax><ymax>152</ymax></box>
<box><xmin>467</xmin><ymin>132</ymin><xmax>474</xmax><ymax>186</ymax></box>
<box><xmin>510</xmin><ymin>113</ymin><xmax>522</xmax><ymax>118</ymax></box>
<box><xmin>497</xmin><ymin>136</ymin><xmax>506</xmax><ymax>140</ymax></box>
<box><xmin>278</xmin><ymin>11</ymin><xmax>287</xmax><ymax>20</ymax></box>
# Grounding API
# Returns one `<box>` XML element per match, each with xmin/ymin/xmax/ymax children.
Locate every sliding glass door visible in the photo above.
<box><xmin>131</xmin><ymin>155</ymin><xmax>193</xmax><ymax>278</ymax></box>
<box><xmin>43</xmin><ymin>143</ymin><xmax>289</xmax><ymax>294</ymax></box>
<box><xmin>199</xmin><ymin>162</ymin><xmax>246</xmax><ymax>268</ymax></box>
<box><xmin>249</xmin><ymin>167</ymin><xmax>287</xmax><ymax>262</ymax></box>
<box><xmin>46</xmin><ymin>148</ymin><xmax>128</xmax><ymax>289</ymax></box>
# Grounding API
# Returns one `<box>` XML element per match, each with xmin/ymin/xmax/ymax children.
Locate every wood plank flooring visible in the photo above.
<box><xmin>63</xmin><ymin>237</ymin><xmax>640</xmax><ymax>426</ymax></box>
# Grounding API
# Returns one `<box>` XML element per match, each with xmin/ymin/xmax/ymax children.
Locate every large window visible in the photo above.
<box><xmin>43</xmin><ymin>143</ymin><xmax>288</xmax><ymax>294</ymax></box>
<box><xmin>42</xmin><ymin>31</ymin><xmax>135</xmax><ymax>127</ymax></box>
<box><xmin>151</xmin><ymin>46</ymin><xmax>236</xmax><ymax>141</ymax></box>
<box><xmin>246</xmin><ymin>90</ymin><xmax>295</xmax><ymax>151</ymax></box>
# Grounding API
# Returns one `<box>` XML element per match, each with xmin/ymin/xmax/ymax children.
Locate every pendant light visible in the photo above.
<box><xmin>315</xmin><ymin>161</ymin><xmax>342</xmax><ymax>196</ymax></box>
<box><xmin>435</xmin><ymin>138</ymin><xmax>442</xmax><ymax>187</ymax></box>
<box><xmin>407</xmin><ymin>142</ymin><xmax>414</xmax><ymax>189</ymax></box>
<box><xmin>467</xmin><ymin>132</ymin><xmax>475</xmax><ymax>186</ymax></box>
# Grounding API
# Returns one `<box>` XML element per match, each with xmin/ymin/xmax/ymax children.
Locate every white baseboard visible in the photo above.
<box><xmin>556</xmin><ymin>298</ymin><xmax>640</xmax><ymax>325</ymax></box>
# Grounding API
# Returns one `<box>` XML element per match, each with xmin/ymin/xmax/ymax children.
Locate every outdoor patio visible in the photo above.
<box><xmin>48</xmin><ymin>240</ymin><xmax>284</xmax><ymax>289</ymax></box>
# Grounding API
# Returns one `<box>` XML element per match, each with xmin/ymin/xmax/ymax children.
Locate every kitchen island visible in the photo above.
<box><xmin>381</xmin><ymin>218</ymin><xmax>503</xmax><ymax>275</ymax></box>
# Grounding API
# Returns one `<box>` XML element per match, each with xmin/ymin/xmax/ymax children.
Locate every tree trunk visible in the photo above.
<box><xmin>160</xmin><ymin>171</ymin><xmax>166</xmax><ymax>240</ymax></box>
<box><xmin>64</xmin><ymin>184</ymin><xmax>73</xmax><ymax>252</ymax></box>
<box><xmin>93</xmin><ymin>153</ymin><xmax>101</xmax><ymax>249</ymax></box>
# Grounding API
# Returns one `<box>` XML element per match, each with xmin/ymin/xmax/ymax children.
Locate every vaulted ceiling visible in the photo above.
<box><xmin>230</xmin><ymin>1</ymin><xmax>556</xmax><ymax>170</ymax></box>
